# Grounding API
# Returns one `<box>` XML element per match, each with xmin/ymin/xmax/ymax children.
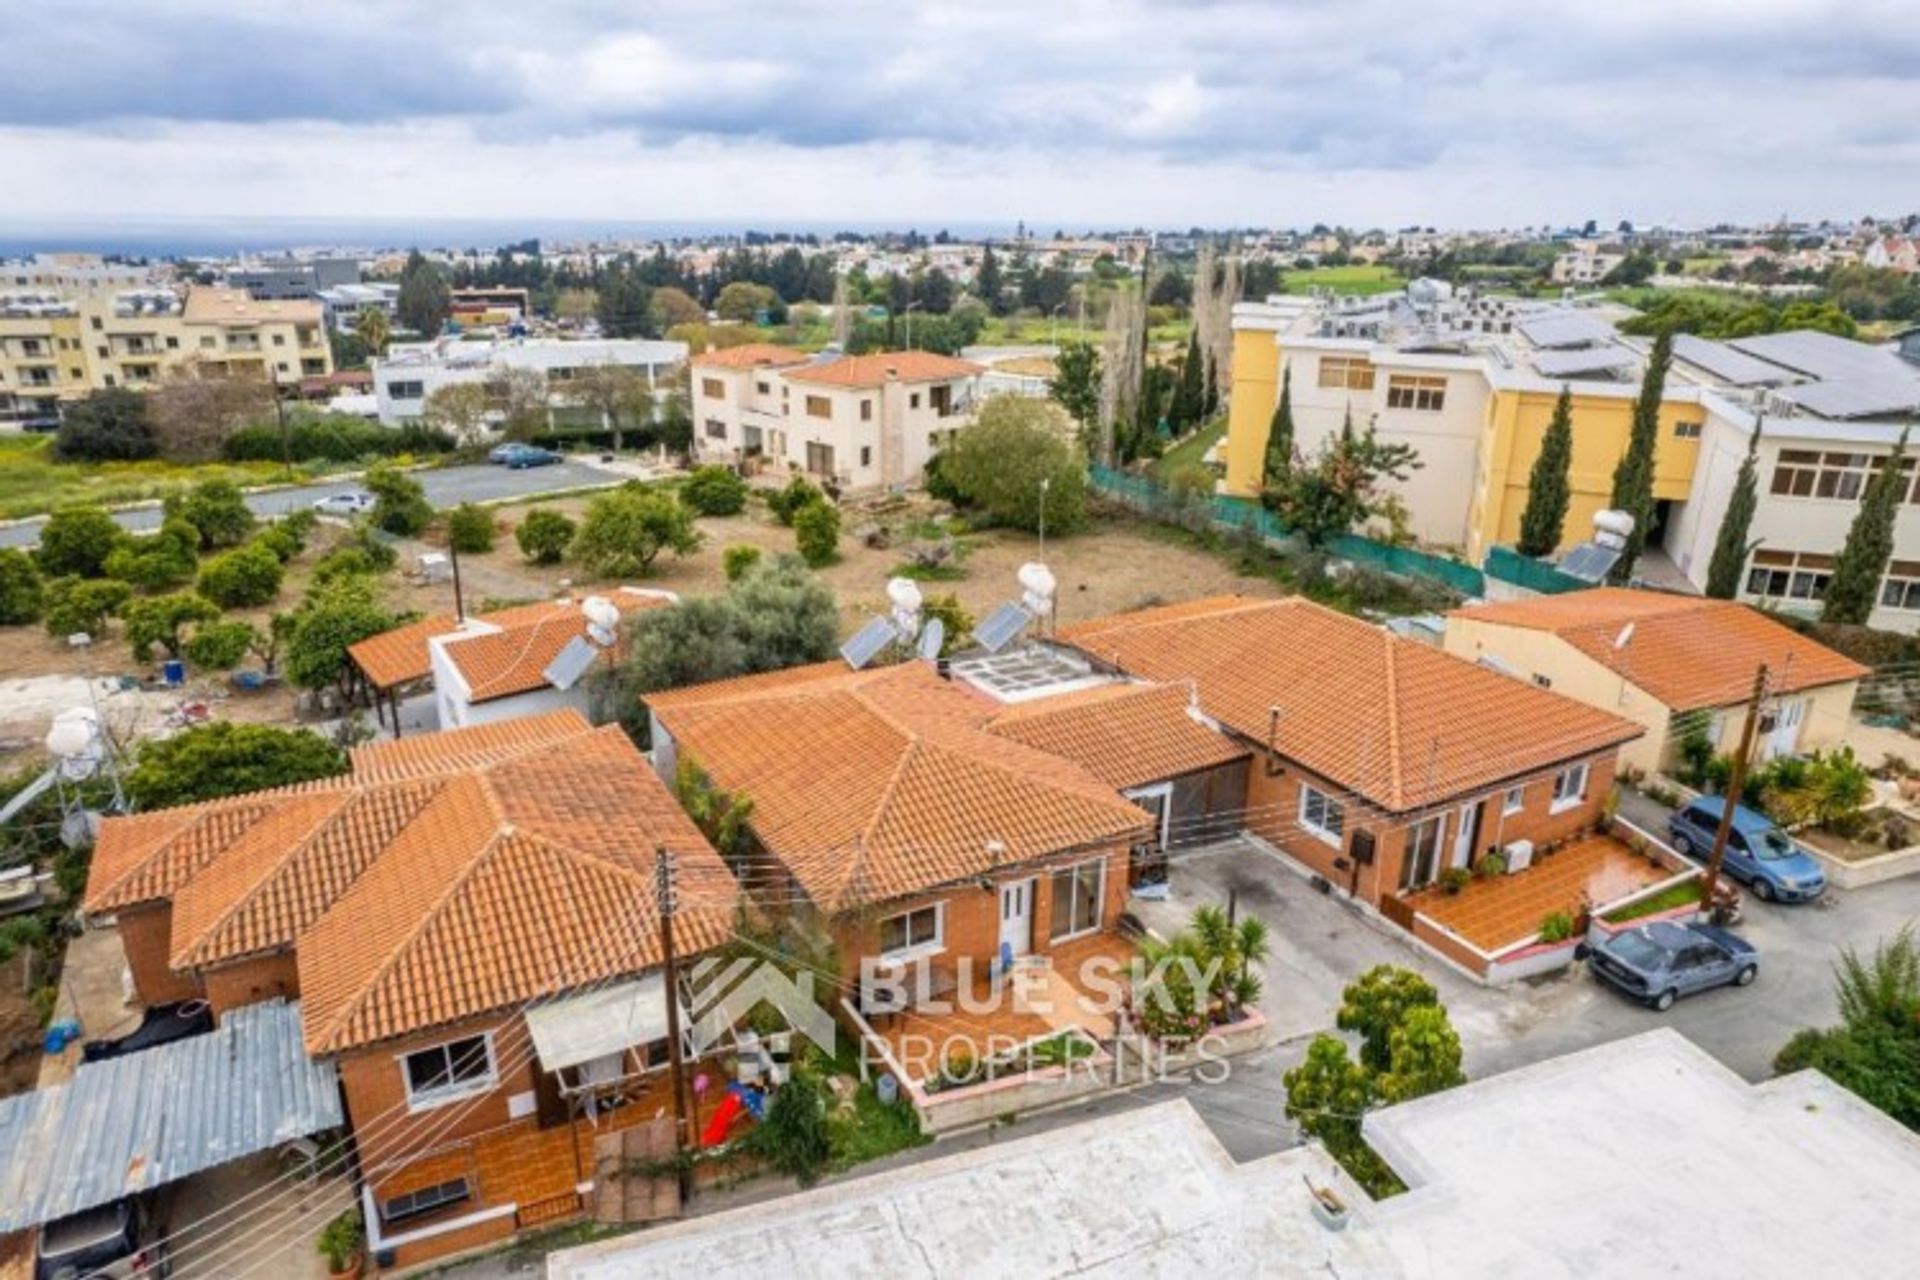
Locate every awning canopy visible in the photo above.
<box><xmin>0</xmin><ymin>998</ymin><xmax>343</xmax><ymax>1233</ymax></box>
<box><xmin>525</xmin><ymin>974</ymin><xmax>669</xmax><ymax>1071</ymax></box>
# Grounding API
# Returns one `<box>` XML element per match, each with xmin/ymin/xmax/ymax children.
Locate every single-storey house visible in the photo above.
<box><xmin>82</xmin><ymin>710</ymin><xmax>738</xmax><ymax>1270</ymax></box>
<box><xmin>1444</xmin><ymin>587</ymin><xmax>1868</xmax><ymax>775</ymax></box>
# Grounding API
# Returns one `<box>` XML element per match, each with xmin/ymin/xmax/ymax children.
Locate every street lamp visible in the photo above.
<box><xmin>903</xmin><ymin>300</ymin><xmax>924</xmax><ymax>350</ymax></box>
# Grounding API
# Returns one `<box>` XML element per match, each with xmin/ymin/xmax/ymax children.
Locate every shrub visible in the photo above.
<box><xmin>1474</xmin><ymin>851</ymin><xmax>1507</xmax><ymax>878</ymax></box>
<box><xmin>197</xmin><ymin>541</ymin><xmax>284</xmax><ymax>608</ymax></box>
<box><xmin>224</xmin><ymin>417</ymin><xmax>455</xmax><ymax>464</ymax></box>
<box><xmin>1438</xmin><ymin>866</ymin><xmax>1472</xmax><ymax>894</ymax></box>
<box><xmin>681</xmin><ymin>465</ymin><xmax>748</xmax><ymax>517</ymax></box>
<box><xmin>793</xmin><ymin>500</ymin><xmax>841</xmax><ymax>567</ymax></box>
<box><xmin>514</xmin><ymin>508</ymin><xmax>576</xmax><ymax>564</ymax></box>
<box><xmin>922</xmin><ymin>451</ymin><xmax>962</xmax><ymax>504</ymax></box>
<box><xmin>166</xmin><ymin>478</ymin><xmax>256</xmax><ymax>549</ymax></box>
<box><xmin>123</xmin><ymin>591</ymin><xmax>220</xmax><ymax>661</ymax></box>
<box><xmin>37</xmin><ymin>507</ymin><xmax>125</xmax><ymax>579</ymax></box>
<box><xmin>1539</xmin><ymin>911</ymin><xmax>1575</xmax><ymax>943</ymax></box>
<box><xmin>573</xmin><ymin>485</ymin><xmax>702</xmax><ymax>577</ymax></box>
<box><xmin>251</xmin><ymin>523</ymin><xmax>301</xmax><ymax>563</ymax></box>
<box><xmin>43</xmin><ymin>577</ymin><xmax>131</xmax><ymax>638</ymax></box>
<box><xmin>0</xmin><ymin>549</ymin><xmax>45</xmax><ymax>624</ymax></box>
<box><xmin>363</xmin><ymin>463</ymin><xmax>433</xmax><ymax>536</ymax></box>
<box><xmin>767</xmin><ymin>476</ymin><xmax>824</xmax><ymax>526</ymax></box>
<box><xmin>102</xmin><ymin>518</ymin><xmax>200</xmax><ymax>592</ymax></box>
<box><xmin>183</xmin><ymin>619</ymin><xmax>256</xmax><ymax>669</ymax></box>
<box><xmin>282</xmin><ymin>577</ymin><xmax>399</xmax><ymax>698</ymax></box>
<box><xmin>445</xmin><ymin>503</ymin><xmax>496</xmax><ymax>554</ymax></box>
<box><xmin>939</xmin><ymin>395</ymin><xmax>1088</xmax><ymax>534</ymax></box>
<box><xmin>53</xmin><ymin>388</ymin><xmax>155</xmax><ymax>462</ymax></box>
<box><xmin>742</xmin><ymin>1067</ymin><xmax>832</xmax><ymax>1187</ymax></box>
<box><xmin>127</xmin><ymin>721</ymin><xmax>348</xmax><ymax>808</ymax></box>
<box><xmin>722</xmin><ymin>543</ymin><xmax>763</xmax><ymax>582</ymax></box>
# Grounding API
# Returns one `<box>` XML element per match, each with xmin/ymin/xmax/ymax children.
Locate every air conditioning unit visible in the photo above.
<box><xmin>1502</xmin><ymin>839</ymin><xmax>1535</xmax><ymax>873</ymax></box>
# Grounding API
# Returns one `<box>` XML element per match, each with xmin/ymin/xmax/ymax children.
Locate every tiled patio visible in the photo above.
<box><xmin>1405</xmin><ymin>834</ymin><xmax>1672</xmax><ymax>953</ymax></box>
<box><xmin>867</xmin><ymin>931</ymin><xmax>1140</xmax><ymax>1082</ymax></box>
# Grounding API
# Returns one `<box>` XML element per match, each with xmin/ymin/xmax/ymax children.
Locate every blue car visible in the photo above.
<box><xmin>496</xmin><ymin>444</ymin><xmax>561</xmax><ymax>469</ymax></box>
<box><xmin>1667</xmin><ymin>796</ymin><xmax>1827</xmax><ymax>903</ymax></box>
<box><xmin>1589</xmin><ymin>919</ymin><xmax>1758</xmax><ymax>1011</ymax></box>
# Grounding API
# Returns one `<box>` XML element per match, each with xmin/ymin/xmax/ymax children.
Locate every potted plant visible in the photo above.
<box><xmin>1438</xmin><ymin>866</ymin><xmax>1472</xmax><ymax>895</ymax></box>
<box><xmin>317</xmin><ymin>1207</ymin><xmax>364</xmax><ymax>1279</ymax></box>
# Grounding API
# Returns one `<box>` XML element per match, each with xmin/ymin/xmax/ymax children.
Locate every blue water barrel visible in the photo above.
<box><xmin>162</xmin><ymin>659</ymin><xmax>186</xmax><ymax>686</ymax></box>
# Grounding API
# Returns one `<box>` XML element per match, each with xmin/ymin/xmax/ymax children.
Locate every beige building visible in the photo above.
<box><xmin>0</xmin><ymin>285</ymin><xmax>330</xmax><ymax>427</ymax></box>
<box><xmin>690</xmin><ymin>344</ymin><xmax>984</xmax><ymax>492</ymax></box>
<box><xmin>1444</xmin><ymin>588</ymin><xmax>1867</xmax><ymax>776</ymax></box>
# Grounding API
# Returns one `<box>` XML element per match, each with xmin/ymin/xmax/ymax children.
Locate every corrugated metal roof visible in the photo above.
<box><xmin>1532</xmin><ymin>346</ymin><xmax>1638</xmax><ymax>378</ymax></box>
<box><xmin>1515</xmin><ymin>311</ymin><xmax>1616</xmax><ymax>350</ymax></box>
<box><xmin>0</xmin><ymin>999</ymin><xmax>341</xmax><ymax>1233</ymax></box>
<box><xmin>1671</xmin><ymin>334</ymin><xmax>1790</xmax><ymax>387</ymax></box>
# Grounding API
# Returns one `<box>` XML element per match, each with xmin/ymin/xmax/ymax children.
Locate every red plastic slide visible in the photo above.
<box><xmin>699</xmin><ymin>1089</ymin><xmax>746</xmax><ymax>1146</ymax></box>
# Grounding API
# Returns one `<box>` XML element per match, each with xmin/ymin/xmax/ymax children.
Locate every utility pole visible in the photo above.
<box><xmin>1701</xmin><ymin>663</ymin><xmax>1770</xmax><ymax>913</ymax></box>
<box><xmin>449</xmin><ymin>544</ymin><xmax>466</xmax><ymax>622</ymax></box>
<box><xmin>269</xmin><ymin>367</ymin><xmax>292</xmax><ymax>477</ymax></box>
<box><xmin>655</xmin><ymin>848</ymin><xmax>694</xmax><ymax>1202</ymax></box>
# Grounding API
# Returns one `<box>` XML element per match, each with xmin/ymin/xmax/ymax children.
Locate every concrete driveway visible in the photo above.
<box><xmin>0</xmin><ymin>459</ymin><xmax>622</xmax><ymax>548</ymax></box>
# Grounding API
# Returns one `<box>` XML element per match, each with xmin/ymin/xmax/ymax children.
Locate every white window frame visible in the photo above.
<box><xmin>1048</xmin><ymin>857</ymin><xmax>1107</xmax><ymax>943</ymax></box>
<box><xmin>1502</xmin><ymin>786</ymin><xmax>1525</xmax><ymax>816</ymax></box>
<box><xmin>1299</xmin><ymin>784</ymin><xmax>1346</xmax><ymax>847</ymax></box>
<box><xmin>398</xmin><ymin>1032</ymin><xmax>497</xmax><ymax>1113</ymax></box>
<box><xmin>878</xmin><ymin>902</ymin><xmax>944</xmax><ymax>960</ymax></box>
<box><xmin>1550</xmin><ymin>762</ymin><xmax>1590</xmax><ymax>814</ymax></box>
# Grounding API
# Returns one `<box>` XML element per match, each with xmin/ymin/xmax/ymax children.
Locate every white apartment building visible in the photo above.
<box><xmin>317</xmin><ymin>283</ymin><xmax>399</xmax><ymax>334</ymax></box>
<box><xmin>370</xmin><ymin>335</ymin><xmax>686</xmax><ymax>427</ymax></box>
<box><xmin>689</xmin><ymin>345</ymin><xmax>985</xmax><ymax>492</ymax></box>
<box><xmin>0</xmin><ymin>254</ymin><xmax>159</xmax><ymax>293</ymax></box>
<box><xmin>1550</xmin><ymin>246</ymin><xmax>1627</xmax><ymax>285</ymax></box>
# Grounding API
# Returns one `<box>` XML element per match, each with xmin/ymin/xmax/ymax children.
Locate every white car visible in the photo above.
<box><xmin>311</xmin><ymin>490</ymin><xmax>375</xmax><ymax>517</ymax></box>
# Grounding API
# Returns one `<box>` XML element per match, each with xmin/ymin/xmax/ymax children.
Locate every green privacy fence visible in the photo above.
<box><xmin>1481</xmin><ymin>545</ymin><xmax>1590</xmax><ymax>595</ymax></box>
<box><xmin>1089</xmin><ymin>466</ymin><xmax>1487</xmax><ymax>598</ymax></box>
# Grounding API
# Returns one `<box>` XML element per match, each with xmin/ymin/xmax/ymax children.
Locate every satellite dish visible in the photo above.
<box><xmin>917</xmin><ymin>618</ymin><xmax>945</xmax><ymax>661</ymax></box>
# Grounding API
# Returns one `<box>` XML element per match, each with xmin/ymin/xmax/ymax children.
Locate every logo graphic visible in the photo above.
<box><xmin>685</xmin><ymin>956</ymin><xmax>837</xmax><ymax>1057</ymax></box>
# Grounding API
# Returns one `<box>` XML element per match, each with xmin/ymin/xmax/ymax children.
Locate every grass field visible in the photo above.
<box><xmin>1280</xmin><ymin>264</ymin><xmax>1405</xmax><ymax>296</ymax></box>
<box><xmin>1152</xmin><ymin>418</ymin><xmax>1227</xmax><ymax>481</ymax></box>
<box><xmin>0</xmin><ymin>435</ymin><xmax>297</xmax><ymax>521</ymax></box>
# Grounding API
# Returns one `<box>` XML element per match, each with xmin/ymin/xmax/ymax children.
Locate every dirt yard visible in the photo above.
<box><xmin>388</xmin><ymin>495</ymin><xmax>1284</xmax><ymax>636</ymax></box>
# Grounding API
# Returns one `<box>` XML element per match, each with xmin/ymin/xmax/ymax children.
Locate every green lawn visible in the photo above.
<box><xmin>1280</xmin><ymin>265</ymin><xmax>1405</xmax><ymax>296</ymax></box>
<box><xmin>1601</xmin><ymin>879</ymin><xmax>1703</xmax><ymax>924</ymax></box>
<box><xmin>1152</xmin><ymin>417</ymin><xmax>1227</xmax><ymax>481</ymax></box>
<box><xmin>0</xmin><ymin>435</ymin><xmax>295</xmax><ymax>521</ymax></box>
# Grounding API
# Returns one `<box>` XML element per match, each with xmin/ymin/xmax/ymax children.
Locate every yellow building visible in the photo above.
<box><xmin>1223</xmin><ymin>296</ymin><xmax>1707</xmax><ymax>558</ymax></box>
<box><xmin>0</xmin><ymin>286</ymin><xmax>331</xmax><ymax>426</ymax></box>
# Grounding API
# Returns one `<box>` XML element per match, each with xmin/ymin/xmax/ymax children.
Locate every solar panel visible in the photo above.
<box><xmin>1558</xmin><ymin>542</ymin><xmax>1623</xmax><ymax>583</ymax></box>
<box><xmin>1532</xmin><ymin>346</ymin><xmax>1637</xmax><ymax>378</ymax></box>
<box><xmin>917</xmin><ymin>617</ymin><xmax>945</xmax><ymax>661</ymax></box>
<box><xmin>1515</xmin><ymin>311</ymin><xmax>1615</xmax><ymax>350</ymax></box>
<box><xmin>541</xmin><ymin>635</ymin><xmax>600</xmax><ymax>691</ymax></box>
<box><xmin>970</xmin><ymin>602</ymin><xmax>1033</xmax><ymax>654</ymax></box>
<box><xmin>839</xmin><ymin>617</ymin><xmax>899</xmax><ymax>670</ymax></box>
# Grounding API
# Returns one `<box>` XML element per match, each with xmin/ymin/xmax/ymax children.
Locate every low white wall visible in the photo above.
<box><xmin>1806</xmin><ymin>842</ymin><xmax>1920</xmax><ymax>889</ymax></box>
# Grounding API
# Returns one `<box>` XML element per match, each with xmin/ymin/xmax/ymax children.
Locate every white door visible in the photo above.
<box><xmin>1764</xmin><ymin>699</ymin><xmax>1806</xmax><ymax>759</ymax></box>
<box><xmin>1451</xmin><ymin>801</ymin><xmax>1478</xmax><ymax>869</ymax></box>
<box><xmin>999</xmin><ymin>878</ymin><xmax>1034</xmax><ymax>961</ymax></box>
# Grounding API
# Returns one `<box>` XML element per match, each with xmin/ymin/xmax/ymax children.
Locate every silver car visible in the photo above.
<box><xmin>311</xmin><ymin>489</ymin><xmax>375</xmax><ymax>517</ymax></box>
<box><xmin>1588</xmin><ymin>919</ymin><xmax>1758</xmax><ymax>1011</ymax></box>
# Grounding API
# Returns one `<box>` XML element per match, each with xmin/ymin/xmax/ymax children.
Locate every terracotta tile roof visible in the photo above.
<box><xmin>84</xmin><ymin>711</ymin><xmax>735</xmax><ymax>1055</ymax></box>
<box><xmin>652</xmin><ymin>662</ymin><xmax>1151</xmax><ymax>910</ymax></box>
<box><xmin>985</xmin><ymin>682</ymin><xmax>1249</xmax><ymax>790</ymax></box>
<box><xmin>1062</xmin><ymin>596</ymin><xmax>1642</xmax><ymax>812</ymax></box>
<box><xmin>781</xmin><ymin>351</ymin><xmax>986</xmax><ymax>389</ymax></box>
<box><xmin>689</xmin><ymin>343</ymin><xmax>811</xmax><ymax>370</ymax></box>
<box><xmin>348</xmin><ymin>595</ymin><xmax>668</xmax><ymax>693</ymax></box>
<box><xmin>438</xmin><ymin>590</ymin><xmax>673</xmax><ymax>704</ymax></box>
<box><xmin>1448</xmin><ymin>588</ymin><xmax>1870</xmax><ymax>712</ymax></box>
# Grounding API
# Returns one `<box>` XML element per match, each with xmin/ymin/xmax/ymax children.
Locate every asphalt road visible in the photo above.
<box><xmin>0</xmin><ymin>460</ymin><xmax>622</xmax><ymax>548</ymax></box>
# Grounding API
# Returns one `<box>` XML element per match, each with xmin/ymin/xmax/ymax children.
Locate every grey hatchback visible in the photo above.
<box><xmin>1587</xmin><ymin>919</ymin><xmax>1758</xmax><ymax>1011</ymax></box>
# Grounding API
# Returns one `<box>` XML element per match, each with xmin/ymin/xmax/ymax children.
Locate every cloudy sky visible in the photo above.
<box><xmin>1</xmin><ymin>0</ymin><xmax>1914</xmax><ymax>234</ymax></box>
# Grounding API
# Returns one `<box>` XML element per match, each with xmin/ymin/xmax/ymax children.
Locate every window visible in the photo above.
<box><xmin>90</xmin><ymin>317</ymin><xmax>102</xmax><ymax>330</ymax></box>
<box><xmin>909</xmin><ymin>392</ymin><xmax>922</xmax><ymax>409</ymax></box>
<box><xmin>271</xmin><ymin>333</ymin><xmax>285</xmax><ymax>346</ymax></box>
<box><xmin>1050</xmin><ymin>859</ymin><xmax>1105</xmax><ymax>940</ymax></box>
<box><xmin>805</xmin><ymin>441</ymin><xmax>835</xmax><ymax>475</ymax></box>
<box><xmin>756</xmin><ymin>380</ymin><xmax>771</xmax><ymax>394</ymax></box>
<box><xmin>1385</xmin><ymin>374</ymin><xmax>1447</xmax><ymax>411</ymax></box>
<box><xmin>199</xmin><ymin>335</ymin><xmax>216</xmax><ymax>349</ymax></box>
<box><xmin>860</xmin><ymin>445</ymin><xmax>872</xmax><ymax>467</ymax></box>
<box><xmin>1673</xmin><ymin>419</ymin><xmax>1702</xmax><ymax>439</ymax></box>
<box><xmin>1299</xmin><ymin>784</ymin><xmax>1345</xmax><ymax>846</ymax></box>
<box><xmin>401</xmin><ymin>1034</ymin><xmax>495</xmax><ymax>1109</ymax></box>
<box><xmin>1770</xmin><ymin>449</ymin><xmax>1916</xmax><ymax>503</ymax></box>
<box><xmin>878</xmin><ymin>904</ymin><xmax>941</xmax><ymax>955</ymax></box>
<box><xmin>1532</xmin><ymin>673</ymin><xmax>1553</xmax><ymax>689</ymax></box>
<box><xmin>1401</xmin><ymin>814</ymin><xmax>1445</xmax><ymax>890</ymax></box>
<box><xmin>805</xmin><ymin>395</ymin><xmax>832</xmax><ymax>419</ymax></box>
<box><xmin>1881</xmin><ymin>561</ymin><xmax>1920</xmax><ymax>611</ymax></box>
<box><xmin>1745</xmin><ymin>549</ymin><xmax>1833</xmax><ymax>601</ymax></box>
<box><xmin>1551</xmin><ymin>762</ymin><xmax>1589</xmax><ymax>813</ymax></box>
<box><xmin>860</xmin><ymin>399</ymin><xmax>873</xmax><ymax>422</ymax></box>
<box><xmin>705</xmin><ymin>418</ymin><xmax>727</xmax><ymax>440</ymax></box>
<box><xmin>387</xmin><ymin>379</ymin><xmax>425</xmax><ymax>401</ymax></box>
<box><xmin>1503</xmin><ymin>786</ymin><xmax>1525</xmax><ymax>816</ymax></box>
<box><xmin>701</xmin><ymin>377</ymin><xmax>725</xmax><ymax>399</ymax></box>
<box><xmin>1317</xmin><ymin>356</ymin><xmax>1375</xmax><ymax>391</ymax></box>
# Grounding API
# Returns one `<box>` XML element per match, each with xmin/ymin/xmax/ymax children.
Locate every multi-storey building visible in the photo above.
<box><xmin>1223</xmin><ymin>282</ymin><xmax>1920</xmax><ymax>631</ymax></box>
<box><xmin>369</xmin><ymin>335</ymin><xmax>685</xmax><ymax>426</ymax></box>
<box><xmin>0</xmin><ymin>253</ymin><xmax>158</xmax><ymax>293</ymax></box>
<box><xmin>689</xmin><ymin>345</ymin><xmax>984</xmax><ymax>492</ymax></box>
<box><xmin>0</xmin><ymin>285</ymin><xmax>331</xmax><ymax>427</ymax></box>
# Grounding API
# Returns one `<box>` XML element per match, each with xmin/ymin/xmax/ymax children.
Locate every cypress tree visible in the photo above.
<box><xmin>1263</xmin><ymin>366</ymin><xmax>1295</xmax><ymax>487</ymax></box>
<box><xmin>1822</xmin><ymin>427</ymin><xmax>1910</xmax><ymax>624</ymax></box>
<box><xmin>1517</xmin><ymin>385</ymin><xmax>1575</xmax><ymax>557</ymax></box>
<box><xmin>1608</xmin><ymin>328</ymin><xmax>1674</xmax><ymax>581</ymax></box>
<box><xmin>1704</xmin><ymin>415</ymin><xmax>1764</xmax><ymax>599</ymax></box>
<box><xmin>1176</xmin><ymin>330</ymin><xmax>1204</xmax><ymax>429</ymax></box>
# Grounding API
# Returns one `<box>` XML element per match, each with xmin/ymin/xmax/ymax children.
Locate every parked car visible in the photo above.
<box><xmin>311</xmin><ymin>489</ymin><xmax>375</xmax><ymax>517</ymax></box>
<box><xmin>1588</xmin><ymin>919</ymin><xmax>1758</xmax><ymax>1010</ymax></box>
<box><xmin>1667</xmin><ymin>796</ymin><xmax>1827</xmax><ymax>903</ymax></box>
<box><xmin>487</xmin><ymin>442</ymin><xmax>518</xmax><ymax>464</ymax></box>
<box><xmin>36</xmin><ymin>1196</ymin><xmax>169</xmax><ymax>1279</ymax></box>
<box><xmin>497</xmin><ymin>444</ymin><xmax>561</xmax><ymax>469</ymax></box>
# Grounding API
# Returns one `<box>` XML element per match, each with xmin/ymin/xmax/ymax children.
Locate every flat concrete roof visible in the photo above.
<box><xmin>550</xmin><ymin>1030</ymin><xmax>1920</xmax><ymax>1279</ymax></box>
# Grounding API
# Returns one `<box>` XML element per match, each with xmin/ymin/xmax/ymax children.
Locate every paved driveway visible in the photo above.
<box><xmin>0</xmin><ymin>460</ymin><xmax>621</xmax><ymax>548</ymax></box>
